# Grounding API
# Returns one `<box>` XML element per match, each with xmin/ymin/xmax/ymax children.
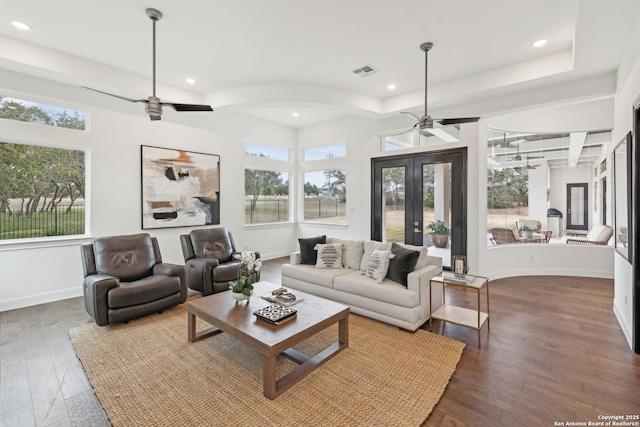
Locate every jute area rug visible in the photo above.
<box><xmin>69</xmin><ymin>300</ymin><xmax>464</xmax><ymax>427</ymax></box>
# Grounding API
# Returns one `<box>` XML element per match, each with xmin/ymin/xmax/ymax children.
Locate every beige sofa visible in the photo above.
<box><xmin>281</xmin><ymin>237</ymin><xmax>444</xmax><ymax>331</ymax></box>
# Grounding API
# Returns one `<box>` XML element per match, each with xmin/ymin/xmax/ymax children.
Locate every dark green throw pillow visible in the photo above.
<box><xmin>386</xmin><ymin>242</ymin><xmax>420</xmax><ymax>287</ymax></box>
<box><xmin>298</xmin><ymin>235</ymin><xmax>327</xmax><ymax>265</ymax></box>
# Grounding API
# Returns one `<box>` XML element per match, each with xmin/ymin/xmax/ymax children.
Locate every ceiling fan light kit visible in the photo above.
<box><xmin>83</xmin><ymin>8</ymin><xmax>213</xmax><ymax>121</ymax></box>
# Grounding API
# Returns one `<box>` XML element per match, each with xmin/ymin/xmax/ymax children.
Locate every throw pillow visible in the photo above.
<box><xmin>398</xmin><ymin>243</ymin><xmax>429</xmax><ymax>269</ymax></box>
<box><xmin>360</xmin><ymin>241</ymin><xmax>392</xmax><ymax>271</ymax></box>
<box><xmin>298</xmin><ymin>235</ymin><xmax>326</xmax><ymax>265</ymax></box>
<box><xmin>327</xmin><ymin>238</ymin><xmax>364</xmax><ymax>269</ymax></box>
<box><xmin>314</xmin><ymin>243</ymin><xmax>343</xmax><ymax>269</ymax></box>
<box><xmin>363</xmin><ymin>249</ymin><xmax>395</xmax><ymax>283</ymax></box>
<box><xmin>386</xmin><ymin>243</ymin><xmax>420</xmax><ymax>287</ymax></box>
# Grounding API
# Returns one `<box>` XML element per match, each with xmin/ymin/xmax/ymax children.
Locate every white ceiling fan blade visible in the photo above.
<box><xmin>401</xmin><ymin>111</ymin><xmax>421</xmax><ymax>121</ymax></box>
<box><xmin>390</xmin><ymin>122</ymin><xmax>419</xmax><ymax>136</ymax></box>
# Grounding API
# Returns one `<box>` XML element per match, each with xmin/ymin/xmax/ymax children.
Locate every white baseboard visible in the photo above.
<box><xmin>0</xmin><ymin>287</ymin><xmax>83</xmax><ymax>312</ymax></box>
<box><xmin>613</xmin><ymin>302</ymin><xmax>634</xmax><ymax>351</ymax></box>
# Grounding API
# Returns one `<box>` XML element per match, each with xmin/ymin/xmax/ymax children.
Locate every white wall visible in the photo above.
<box><xmin>0</xmin><ymin>71</ymin><xmax>297</xmax><ymax>311</ymax></box>
<box><xmin>612</xmin><ymin>15</ymin><xmax>640</xmax><ymax>349</ymax></box>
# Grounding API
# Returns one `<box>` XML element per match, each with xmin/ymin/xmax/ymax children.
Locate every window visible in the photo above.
<box><xmin>303</xmin><ymin>143</ymin><xmax>346</xmax><ymax>161</ymax></box>
<box><xmin>486</xmin><ymin>128</ymin><xmax>610</xmax><ymax>246</ymax></box>
<box><xmin>245</xmin><ymin>141</ymin><xmax>289</xmax><ymax>161</ymax></box>
<box><xmin>0</xmin><ymin>141</ymin><xmax>86</xmax><ymax>240</ymax></box>
<box><xmin>244</xmin><ymin>169</ymin><xmax>289</xmax><ymax>224</ymax></box>
<box><xmin>244</xmin><ymin>141</ymin><xmax>291</xmax><ymax>225</ymax></box>
<box><xmin>0</xmin><ymin>95</ymin><xmax>86</xmax><ymax>130</ymax></box>
<box><xmin>303</xmin><ymin>169</ymin><xmax>346</xmax><ymax>224</ymax></box>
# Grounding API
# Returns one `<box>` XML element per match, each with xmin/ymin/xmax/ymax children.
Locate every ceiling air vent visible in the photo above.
<box><xmin>352</xmin><ymin>64</ymin><xmax>378</xmax><ymax>77</ymax></box>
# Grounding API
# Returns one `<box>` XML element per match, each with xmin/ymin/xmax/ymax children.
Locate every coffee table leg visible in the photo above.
<box><xmin>339</xmin><ymin>316</ymin><xmax>349</xmax><ymax>346</ymax></box>
<box><xmin>263</xmin><ymin>355</ymin><xmax>277</xmax><ymax>399</ymax></box>
<box><xmin>188</xmin><ymin>311</ymin><xmax>196</xmax><ymax>342</ymax></box>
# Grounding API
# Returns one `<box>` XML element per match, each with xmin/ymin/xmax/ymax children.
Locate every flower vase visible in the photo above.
<box><xmin>231</xmin><ymin>290</ymin><xmax>253</xmax><ymax>303</ymax></box>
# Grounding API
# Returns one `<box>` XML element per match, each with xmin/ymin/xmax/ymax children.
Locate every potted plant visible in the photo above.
<box><xmin>229</xmin><ymin>251</ymin><xmax>261</xmax><ymax>303</ymax></box>
<box><xmin>230</xmin><ymin>276</ymin><xmax>254</xmax><ymax>302</ymax></box>
<box><xmin>427</xmin><ymin>220</ymin><xmax>450</xmax><ymax>248</ymax></box>
<box><xmin>520</xmin><ymin>225</ymin><xmax>536</xmax><ymax>240</ymax></box>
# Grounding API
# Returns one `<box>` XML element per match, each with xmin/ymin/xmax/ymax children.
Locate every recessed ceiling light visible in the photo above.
<box><xmin>11</xmin><ymin>20</ymin><xmax>31</xmax><ymax>31</ymax></box>
<box><xmin>531</xmin><ymin>39</ymin><xmax>548</xmax><ymax>48</ymax></box>
<box><xmin>185</xmin><ymin>78</ymin><xmax>196</xmax><ymax>84</ymax></box>
<box><xmin>292</xmin><ymin>112</ymin><xmax>299</xmax><ymax>118</ymax></box>
<box><xmin>387</xmin><ymin>84</ymin><xmax>397</xmax><ymax>90</ymax></box>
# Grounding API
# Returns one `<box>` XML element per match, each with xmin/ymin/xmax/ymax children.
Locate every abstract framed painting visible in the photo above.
<box><xmin>141</xmin><ymin>145</ymin><xmax>220</xmax><ymax>229</ymax></box>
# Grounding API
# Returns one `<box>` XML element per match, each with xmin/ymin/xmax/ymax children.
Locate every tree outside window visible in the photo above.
<box><xmin>303</xmin><ymin>169</ymin><xmax>346</xmax><ymax>224</ymax></box>
<box><xmin>244</xmin><ymin>169</ymin><xmax>289</xmax><ymax>224</ymax></box>
<box><xmin>0</xmin><ymin>142</ymin><xmax>86</xmax><ymax>240</ymax></box>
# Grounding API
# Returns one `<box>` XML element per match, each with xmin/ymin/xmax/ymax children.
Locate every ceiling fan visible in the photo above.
<box><xmin>83</xmin><ymin>8</ymin><xmax>213</xmax><ymax>121</ymax></box>
<box><xmin>398</xmin><ymin>42</ymin><xmax>480</xmax><ymax>136</ymax></box>
<box><xmin>513</xmin><ymin>154</ymin><xmax>544</xmax><ymax>174</ymax></box>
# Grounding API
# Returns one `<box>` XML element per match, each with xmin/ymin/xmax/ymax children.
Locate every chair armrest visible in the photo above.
<box><xmin>154</xmin><ymin>263</ymin><xmax>188</xmax><ymax>303</ymax></box>
<box><xmin>153</xmin><ymin>262</ymin><xmax>185</xmax><ymax>277</ymax></box>
<box><xmin>185</xmin><ymin>258</ymin><xmax>220</xmax><ymax>295</ymax></box>
<box><xmin>290</xmin><ymin>251</ymin><xmax>302</xmax><ymax>265</ymax></box>
<box><xmin>563</xmin><ymin>238</ymin><xmax>606</xmax><ymax>245</ymax></box>
<box><xmin>83</xmin><ymin>274</ymin><xmax>119</xmax><ymax>326</ymax></box>
<box><xmin>564</xmin><ymin>231</ymin><xmax>586</xmax><ymax>237</ymax></box>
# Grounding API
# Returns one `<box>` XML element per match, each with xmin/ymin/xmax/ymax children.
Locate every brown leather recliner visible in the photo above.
<box><xmin>80</xmin><ymin>233</ymin><xmax>187</xmax><ymax>326</ymax></box>
<box><xmin>180</xmin><ymin>227</ymin><xmax>260</xmax><ymax>295</ymax></box>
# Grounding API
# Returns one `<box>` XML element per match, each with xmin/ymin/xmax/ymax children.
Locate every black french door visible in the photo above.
<box><xmin>371</xmin><ymin>148</ymin><xmax>467</xmax><ymax>269</ymax></box>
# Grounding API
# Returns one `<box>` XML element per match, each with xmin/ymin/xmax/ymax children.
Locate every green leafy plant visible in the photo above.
<box><xmin>426</xmin><ymin>220</ymin><xmax>450</xmax><ymax>235</ymax></box>
<box><xmin>230</xmin><ymin>276</ymin><xmax>254</xmax><ymax>295</ymax></box>
<box><xmin>230</xmin><ymin>251</ymin><xmax>261</xmax><ymax>295</ymax></box>
<box><xmin>519</xmin><ymin>225</ymin><xmax>536</xmax><ymax>232</ymax></box>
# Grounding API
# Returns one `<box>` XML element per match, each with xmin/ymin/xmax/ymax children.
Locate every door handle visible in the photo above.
<box><xmin>414</xmin><ymin>228</ymin><xmax>421</xmax><ymax>233</ymax></box>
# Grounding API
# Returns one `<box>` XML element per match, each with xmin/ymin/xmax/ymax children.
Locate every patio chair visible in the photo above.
<box><xmin>561</xmin><ymin>225</ymin><xmax>613</xmax><ymax>246</ymax></box>
<box><xmin>490</xmin><ymin>227</ymin><xmax>520</xmax><ymax>245</ymax></box>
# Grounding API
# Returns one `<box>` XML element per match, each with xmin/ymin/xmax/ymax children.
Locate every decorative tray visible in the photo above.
<box><xmin>254</xmin><ymin>304</ymin><xmax>297</xmax><ymax>325</ymax></box>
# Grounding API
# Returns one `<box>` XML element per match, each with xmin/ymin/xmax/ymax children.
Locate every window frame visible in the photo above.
<box><xmin>0</xmin><ymin>138</ymin><xmax>90</xmax><ymax>246</ymax></box>
<box><xmin>243</xmin><ymin>140</ymin><xmax>293</xmax><ymax>226</ymax></box>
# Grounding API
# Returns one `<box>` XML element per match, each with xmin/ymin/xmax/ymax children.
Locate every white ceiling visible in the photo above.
<box><xmin>1</xmin><ymin>0</ymin><xmax>640</xmax><ymax>127</ymax></box>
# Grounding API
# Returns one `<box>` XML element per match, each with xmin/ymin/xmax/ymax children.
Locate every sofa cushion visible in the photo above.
<box><xmin>334</xmin><ymin>272</ymin><xmax>419</xmax><ymax>308</ymax></box>
<box><xmin>386</xmin><ymin>243</ymin><xmax>420</xmax><ymax>287</ymax></box>
<box><xmin>360</xmin><ymin>241</ymin><xmax>392</xmax><ymax>271</ymax></box>
<box><xmin>298</xmin><ymin>235</ymin><xmax>326</xmax><ymax>265</ymax></box>
<box><xmin>108</xmin><ymin>275</ymin><xmax>181</xmax><ymax>309</ymax></box>
<box><xmin>315</xmin><ymin>243</ymin><xmax>343</xmax><ymax>269</ymax></box>
<box><xmin>587</xmin><ymin>224</ymin><xmax>611</xmax><ymax>242</ymax></box>
<box><xmin>327</xmin><ymin>238</ymin><xmax>364</xmax><ymax>269</ymax></box>
<box><xmin>281</xmin><ymin>263</ymin><xmax>351</xmax><ymax>288</ymax></box>
<box><xmin>397</xmin><ymin>243</ymin><xmax>429</xmax><ymax>269</ymax></box>
<box><xmin>363</xmin><ymin>249</ymin><xmax>394</xmax><ymax>283</ymax></box>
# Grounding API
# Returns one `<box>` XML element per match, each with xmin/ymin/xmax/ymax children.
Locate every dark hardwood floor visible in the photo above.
<box><xmin>1</xmin><ymin>258</ymin><xmax>638</xmax><ymax>426</ymax></box>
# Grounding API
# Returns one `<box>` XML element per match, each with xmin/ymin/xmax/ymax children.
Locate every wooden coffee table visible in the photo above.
<box><xmin>187</xmin><ymin>281</ymin><xmax>349</xmax><ymax>399</ymax></box>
